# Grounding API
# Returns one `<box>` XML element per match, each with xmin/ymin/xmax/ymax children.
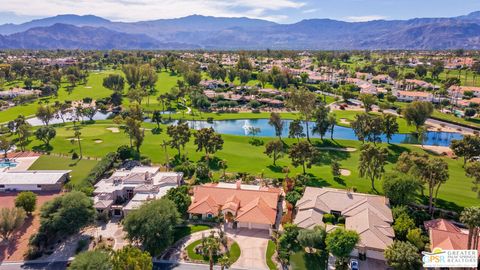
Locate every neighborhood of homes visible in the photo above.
<box><xmin>0</xmin><ymin>164</ymin><xmax>474</xmax><ymax>266</ymax></box>
<box><xmin>194</xmin><ymin>54</ymin><xmax>478</xmax><ymax>118</ymax></box>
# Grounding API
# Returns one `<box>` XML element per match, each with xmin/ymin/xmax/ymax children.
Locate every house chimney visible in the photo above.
<box><xmin>236</xmin><ymin>180</ymin><xmax>241</xmax><ymax>190</ymax></box>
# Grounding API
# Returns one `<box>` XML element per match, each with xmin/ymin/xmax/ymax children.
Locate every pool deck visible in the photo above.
<box><xmin>0</xmin><ymin>156</ymin><xmax>40</xmax><ymax>172</ymax></box>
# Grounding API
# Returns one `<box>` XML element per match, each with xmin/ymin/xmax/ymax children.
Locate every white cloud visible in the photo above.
<box><xmin>302</xmin><ymin>8</ymin><xmax>318</xmax><ymax>14</ymax></box>
<box><xmin>344</xmin><ymin>15</ymin><xmax>387</xmax><ymax>22</ymax></box>
<box><xmin>0</xmin><ymin>0</ymin><xmax>305</xmax><ymax>22</ymax></box>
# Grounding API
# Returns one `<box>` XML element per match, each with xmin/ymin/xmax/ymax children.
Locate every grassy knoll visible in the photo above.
<box><xmin>186</xmin><ymin>239</ymin><xmax>240</xmax><ymax>264</ymax></box>
<box><xmin>25</xmin><ymin>120</ymin><xmax>478</xmax><ymax>209</ymax></box>
<box><xmin>28</xmin><ymin>155</ymin><xmax>98</xmax><ymax>187</ymax></box>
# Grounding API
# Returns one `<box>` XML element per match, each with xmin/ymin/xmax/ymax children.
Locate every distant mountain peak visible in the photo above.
<box><xmin>0</xmin><ymin>12</ymin><xmax>479</xmax><ymax>50</ymax></box>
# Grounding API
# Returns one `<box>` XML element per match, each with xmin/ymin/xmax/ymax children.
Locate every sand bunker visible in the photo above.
<box><xmin>94</xmin><ymin>139</ymin><xmax>103</xmax><ymax>144</ymax></box>
<box><xmin>340</xmin><ymin>169</ymin><xmax>351</xmax><ymax>176</ymax></box>
<box><xmin>107</xmin><ymin>127</ymin><xmax>120</xmax><ymax>133</ymax></box>
<box><xmin>339</xmin><ymin>118</ymin><xmax>350</xmax><ymax>124</ymax></box>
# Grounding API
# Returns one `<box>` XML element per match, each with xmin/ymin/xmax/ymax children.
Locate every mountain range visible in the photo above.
<box><xmin>1</xmin><ymin>13</ymin><xmax>480</xmax><ymax>50</ymax></box>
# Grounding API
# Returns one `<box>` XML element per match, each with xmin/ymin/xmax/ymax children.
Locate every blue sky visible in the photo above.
<box><xmin>0</xmin><ymin>0</ymin><xmax>479</xmax><ymax>24</ymax></box>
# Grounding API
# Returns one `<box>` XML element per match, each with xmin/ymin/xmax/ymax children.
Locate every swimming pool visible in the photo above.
<box><xmin>0</xmin><ymin>161</ymin><xmax>17</xmax><ymax>168</ymax></box>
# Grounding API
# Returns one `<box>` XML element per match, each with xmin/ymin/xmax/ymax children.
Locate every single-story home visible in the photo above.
<box><xmin>424</xmin><ymin>218</ymin><xmax>480</xmax><ymax>253</ymax></box>
<box><xmin>393</xmin><ymin>90</ymin><xmax>435</xmax><ymax>102</ymax></box>
<box><xmin>448</xmin><ymin>86</ymin><xmax>480</xmax><ymax>99</ymax></box>
<box><xmin>0</xmin><ymin>170</ymin><xmax>71</xmax><ymax>191</ymax></box>
<box><xmin>294</xmin><ymin>187</ymin><xmax>394</xmax><ymax>261</ymax></box>
<box><xmin>188</xmin><ymin>181</ymin><xmax>283</xmax><ymax>234</ymax></box>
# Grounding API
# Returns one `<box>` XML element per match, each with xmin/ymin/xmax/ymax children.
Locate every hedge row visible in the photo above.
<box><xmin>84</xmin><ymin>152</ymin><xmax>118</xmax><ymax>187</ymax></box>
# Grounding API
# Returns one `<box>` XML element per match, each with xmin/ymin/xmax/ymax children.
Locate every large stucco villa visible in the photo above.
<box><xmin>188</xmin><ymin>181</ymin><xmax>284</xmax><ymax>234</ymax></box>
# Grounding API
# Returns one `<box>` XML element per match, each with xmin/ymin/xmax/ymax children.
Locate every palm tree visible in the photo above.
<box><xmin>161</xmin><ymin>140</ymin><xmax>170</xmax><ymax>171</ymax></box>
<box><xmin>157</xmin><ymin>94</ymin><xmax>167</xmax><ymax>113</ymax></box>
<box><xmin>218</xmin><ymin>255</ymin><xmax>231</xmax><ymax>270</ymax></box>
<box><xmin>460</xmin><ymin>207</ymin><xmax>480</xmax><ymax>250</ymax></box>
<box><xmin>202</xmin><ymin>231</ymin><xmax>220</xmax><ymax>270</ymax></box>
<box><xmin>73</xmin><ymin>129</ymin><xmax>82</xmax><ymax>159</ymax></box>
<box><xmin>328</xmin><ymin>114</ymin><xmax>337</xmax><ymax>140</ymax></box>
<box><xmin>218</xmin><ymin>159</ymin><xmax>228</xmax><ymax>180</ymax></box>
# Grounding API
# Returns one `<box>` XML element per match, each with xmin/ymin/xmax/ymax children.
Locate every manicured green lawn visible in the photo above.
<box><xmin>266</xmin><ymin>240</ymin><xmax>277</xmax><ymax>270</ymax></box>
<box><xmin>290</xmin><ymin>251</ymin><xmax>326</xmax><ymax>270</ymax></box>
<box><xmin>186</xmin><ymin>239</ymin><xmax>240</xmax><ymax>264</ymax></box>
<box><xmin>27</xmin><ymin>155</ymin><xmax>98</xmax><ymax>187</ymax></box>
<box><xmin>25</xmin><ymin>120</ymin><xmax>478</xmax><ymax>209</ymax></box>
<box><xmin>173</xmin><ymin>224</ymin><xmax>212</xmax><ymax>242</ymax></box>
<box><xmin>229</xmin><ymin>242</ymin><xmax>241</xmax><ymax>264</ymax></box>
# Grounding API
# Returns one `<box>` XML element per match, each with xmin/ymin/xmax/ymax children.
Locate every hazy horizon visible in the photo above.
<box><xmin>0</xmin><ymin>0</ymin><xmax>479</xmax><ymax>25</ymax></box>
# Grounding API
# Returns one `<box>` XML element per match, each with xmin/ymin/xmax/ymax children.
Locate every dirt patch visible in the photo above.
<box><xmin>94</xmin><ymin>139</ymin><xmax>103</xmax><ymax>144</ymax></box>
<box><xmin>340</xmin><ymin>169</ymin><xmax>351</xmax><ymax>176</ymax></box>
<box><xmin>0</xmin><ymin>191</ymin><xmax>61</xmax><ymax>261</ymax></box>
<box><xmin>106</xmin><ymin>127</ymin><xmax>120</xmax><ymax>133</ymax></box>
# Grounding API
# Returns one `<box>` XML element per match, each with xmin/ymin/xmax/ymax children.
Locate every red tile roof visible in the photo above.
<box><xmin>425</xmin><ymin>219</ymin><xmax>479</xmax><ymax>252</ymax></box>
<box><xmin>188</xmin><ymin>183</ymin><xmax>281</xmax><ymax>225</ymax></box>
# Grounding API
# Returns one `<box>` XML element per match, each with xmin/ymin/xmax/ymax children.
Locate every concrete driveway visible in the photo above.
<box><xmin>227</xmin><ymin>228</ymin><xmax>270</xmax><ymax>270</ymax></box>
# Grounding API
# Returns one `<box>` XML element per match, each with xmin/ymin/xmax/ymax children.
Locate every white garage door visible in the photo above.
<box><xmin>238</xmin><ymin>222</ymin><xmax>270</xmax><ymax>230</ymax></box>
<box><xmin>367</xmin><ymin>250</ymin><xmax>386</xmax><ymax>261</ymax></box>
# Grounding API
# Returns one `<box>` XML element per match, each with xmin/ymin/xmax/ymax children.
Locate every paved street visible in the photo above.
<box><xmin>0</xmin><ymin>261</ymin><xmax>246</xmax><ymax>270</ymax></box>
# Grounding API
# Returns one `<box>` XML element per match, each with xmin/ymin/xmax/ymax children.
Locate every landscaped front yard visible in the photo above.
<box><xmin>185</xmin><ymin>238</ymin><xmax>241</xmax><ymax>265</ymax></box>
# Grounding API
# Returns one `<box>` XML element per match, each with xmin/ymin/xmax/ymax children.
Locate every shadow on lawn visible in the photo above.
<box><xmin>312</xmin><ymin>139</ymin><xmax>345</xmax><ymax>148</ymax></box>
<box><xmin>305</xmin><ymin>175</ymin><xmax>331</xmax><ymax>188</ymax></box>
<box><xmin>32</xmin><ymin>144</ymin><xmax>53</xmax><ymax>153</ymax></box>
<box><xmin>267</xmin><ymin>164</ymin><xmax>283</xmax><ymax>173</ymax></box>
<box><xmin>315</xmin><ymin>150</ymin><xmax>350</xmax><ymax>166</ymax></box>
<box><xmin>419</xmin><ymin>196</ymin><xmax>464</xmax><ymax>214</ymax></box>
<box><xmin>333</xmin><ymin>176</ymin><xmax>346</xmax><ymax>186</ymax></box>
<box><xmin>386</xmin><ymin>144</ymin><xmax>411</xmax><ymax>163</ymax></box>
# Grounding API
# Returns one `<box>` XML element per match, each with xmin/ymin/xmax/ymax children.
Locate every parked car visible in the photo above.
<box><xmin>350</xmin><ymin>259</ymin><xmax>359</xmax><ymax>270</ymax></box>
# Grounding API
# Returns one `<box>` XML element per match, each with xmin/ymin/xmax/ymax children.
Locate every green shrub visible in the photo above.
<box><xmin>83</xmin><ymin>152</ymin><xmax>118</xmax><ymax>187</ymax></box>
<box><xmin>25</xmin><ymin>246</ymin><xmax>42</xmax><ymax>260</ymax></box>
<box><xmin>322</xmin><ymin>213</ymin><xmax>336</xmax><ymax>224</ymax></box>
<box><xmin>248</xmin><ymin>138</ymin><xmax>264</xmax><ymax>146</ymax></box>
<box><xmin>117</xmin><ymin>145</ymin><xmax>139</xmax><ymax>160</ymax></box>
